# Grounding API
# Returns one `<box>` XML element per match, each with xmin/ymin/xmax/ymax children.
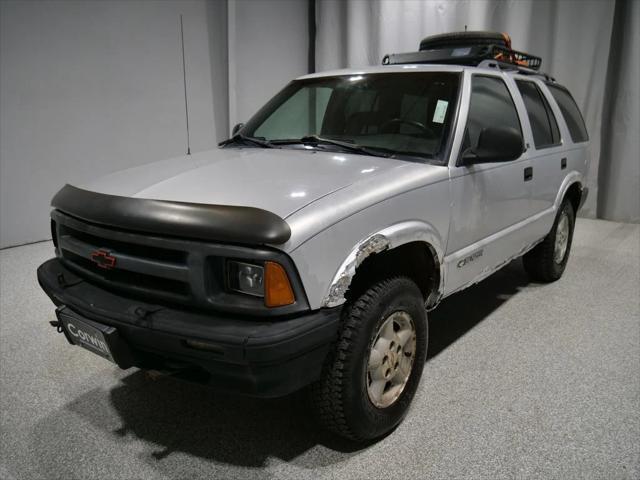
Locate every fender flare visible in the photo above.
<box><xmin>554</xmin><ymin>172</ymin><xmax>584</xmax><ymax>210</ymax></box>
<box><xmin>321</xmin><ymin>220</ymin><xmax>445</xmax><ymax>308</ymax></box>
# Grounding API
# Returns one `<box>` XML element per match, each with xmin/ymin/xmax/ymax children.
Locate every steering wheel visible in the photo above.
<box><xmin>380</xmin><ymin>118</ymin><xmax>436</xmax><ymax>138</ymax></box>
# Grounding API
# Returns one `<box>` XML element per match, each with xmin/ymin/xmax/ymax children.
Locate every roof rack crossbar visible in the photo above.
<box><xmin>382</xmin><ymin>43</ymin><xmax>552</xmax><ymax>80</ymax></box>
<box><xmin>477</xmin><ymin>59</ymin><xmax>555</xmax><ymax>82</ymax></box>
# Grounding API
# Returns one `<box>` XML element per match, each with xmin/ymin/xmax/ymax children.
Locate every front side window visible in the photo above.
<box><xmin>547</xmin><ymin>84</ymin><xmax>589</xmax><ymax>143</ymax></box>
<box><xmin>243</xmin><ymin>72</ymin><xmax>461</xmax><ymax>161</ymax></box>
<box><xmin>516</xmin><ymin>80</ymin><xmax>560</xmax><ymax>148</ymax></box>
<box><xmin>463</xmin><ymin>75</ymin><xmax>522</xmax><ymax>153</ymax></box>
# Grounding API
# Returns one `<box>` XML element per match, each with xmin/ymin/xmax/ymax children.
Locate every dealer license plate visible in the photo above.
<box><xmin>58</xmin><ymin>310</ymin><xmax>117</xmax><ymax>363</ymax></box>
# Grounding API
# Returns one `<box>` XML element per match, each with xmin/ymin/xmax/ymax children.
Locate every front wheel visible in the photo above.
<box><xmin>309</xmin><ymin>276</ymin><xmax>428</xmax><ymax>441</ymax></box>
<box><xmin>523</xmin><ymin>199</ymin><xmax>576</xmax><ymax>282</ymax></box>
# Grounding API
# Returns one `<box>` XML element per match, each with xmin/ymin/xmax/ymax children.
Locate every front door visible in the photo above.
<box><xmin>444</xmin><ymin>73</ymin><xmax>533</xmax><ymax>295</ymax></box>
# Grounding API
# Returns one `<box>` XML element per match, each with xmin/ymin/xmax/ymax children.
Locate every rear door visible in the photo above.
<box><xmin>515</xmin><ymin>78</ymin><xmax>564</xmax><ymax>216</ymax></box>
<box><xmin>543</xmin><ymin>82</ymin><xmax>591</xmax><ymax>203</ymax></box>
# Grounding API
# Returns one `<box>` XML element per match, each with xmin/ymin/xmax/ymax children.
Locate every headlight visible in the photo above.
<box><xmin>227</xmin><ymin>260</ymin><xmax>295</xmax><ymax>307</ymax></box>
<box><xmin>227</xmin><ymin>261</ymin><xmax>264</xmax><ymax>297</ymax></box>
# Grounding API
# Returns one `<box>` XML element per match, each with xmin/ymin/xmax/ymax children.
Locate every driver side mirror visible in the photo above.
<box><xmin>232</xmin><ymin>122</ymin><xmax>244</xmax><ymax>136</ymax></box>
<box><xmin>462</xmin><ymin>126</ymin><xmax>523</xmax><ymax>164</ymax></box>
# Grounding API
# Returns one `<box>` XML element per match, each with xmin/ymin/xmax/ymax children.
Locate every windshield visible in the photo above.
<box><xmin>241</xmin><ymin>72</ymin><xmax>460</xmax><ymax>162</ymax></box>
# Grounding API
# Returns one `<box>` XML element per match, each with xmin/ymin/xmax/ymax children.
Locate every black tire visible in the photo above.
<box><xmin>309</xmin><ymin>276</ymin><xmax>428</xmax><ymax>441</ymax></box>
<box><xmin>523</xmin><ymin>199</ymin><xmax>575</xmax><ymax>282</ymax></box>
<box><xmin>419</xmin><ymin>31</ymin><xmax>508</xmax><ymax>51</ymax></box>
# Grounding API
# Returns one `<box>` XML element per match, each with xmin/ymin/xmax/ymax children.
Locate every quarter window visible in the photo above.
<box><xmin>463</xmin><ymin>75</ymin><xmax>522</xmax><ymax>154</ymax></box>
<box><xmin>516</xmin><ymin>80</ymin><xmax>560</xmax><ymax>148</ymax></box>
<box><xmin>547</xmin><ymin>84</ymin><xmax>589</xmax><ymax>143</ymax></box>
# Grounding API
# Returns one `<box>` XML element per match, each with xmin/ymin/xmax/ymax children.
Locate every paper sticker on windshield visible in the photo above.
<box><xmin>432</xmin><ymin>100</ymin><xmax>448</xmax><ymax>124</ymax></box>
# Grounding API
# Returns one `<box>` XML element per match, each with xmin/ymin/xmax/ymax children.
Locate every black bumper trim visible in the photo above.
<box><xmin>38</xmin><ymin>258</ymin><xmax>340</xmax><ymax>397</ymax></box>
<box><xmin>52</xmin><ymin>184</ymin><xmax>291</xmax><ymax>245</ymax></box>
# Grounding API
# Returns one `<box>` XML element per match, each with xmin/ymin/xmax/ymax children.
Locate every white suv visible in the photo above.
<box><xmin>38</xmin><ymin>32</ymin><xmax>589</xmax><ymax>441</ymax></box>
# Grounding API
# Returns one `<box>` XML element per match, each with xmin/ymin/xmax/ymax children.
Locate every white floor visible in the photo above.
<box><xmin>1</xmin><ymin>218</ymin><xmax>639</xmax><ymax>480</ymax></box>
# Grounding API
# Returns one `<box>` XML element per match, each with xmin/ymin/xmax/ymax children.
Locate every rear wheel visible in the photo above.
<box><xmin>523</xmin><ymin>199</ymin><xmax>576</xmax><ymax>282</ymax></box>
<box><xmin>309</xmin><ymin>276</ymin><xmax>427</xmax><ymax>441</ymax></box>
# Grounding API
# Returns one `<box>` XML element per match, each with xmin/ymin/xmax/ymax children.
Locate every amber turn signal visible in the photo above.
<box><xmin>264</xmin><ymin>261</ymin><xmax>295</xmax><ymax>307</ymax></box>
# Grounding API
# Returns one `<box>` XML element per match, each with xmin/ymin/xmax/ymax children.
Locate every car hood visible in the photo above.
<box><xmin>79</xmin><ymin>147</ymin><xmax>408</xmax><ymax>219</ymax></box>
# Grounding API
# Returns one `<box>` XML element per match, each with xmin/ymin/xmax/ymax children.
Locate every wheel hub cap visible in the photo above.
<box><xmin>366</xmin><ymin>311</ymin><xmax>417</xmax><ymax>409</ymax></box>
<box><xmin>554</xmin><ymin>211</ymin><xmax>570</xmax><ymax>264</ymax></box>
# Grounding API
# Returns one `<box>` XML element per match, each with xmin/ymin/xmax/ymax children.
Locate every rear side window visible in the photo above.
<box><xmin>516</xmin><ymin>80</ymin><xmax>560</xmax><ymax>148</ymax></box>
<box><xmin>547</xmin><ymin>84</ymin><xmax>589</xmax><ymax>143</ymax></box>
<box><xmin>464</xmin><ymin>75</ymin><xmax>522</xmax><ymax>152</ymax></box>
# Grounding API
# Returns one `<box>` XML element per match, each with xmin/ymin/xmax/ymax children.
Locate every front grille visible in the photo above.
<box><xmin>62</xmin><ymin>224</ymin><xmax>187</xmax><ymax>263</ymax></box>
<box><xmin>61</xmin><ymin>249</ymin><xmax>191</xmax><ymax>298</ymax></box>
<box><xmin>54</xmin><ymin>212</ymin><xmax>195</xmax><ymax>305</ymax></box>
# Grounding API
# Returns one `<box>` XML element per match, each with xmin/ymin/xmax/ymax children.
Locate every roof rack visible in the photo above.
<box><xmin>382</xmin><ymin>43</ymin><xmax>552</xmax><ymax>80</ymax></box>
<box><xmin>477</xmin><ymin>59</ymin><xmax>555</xmax><ymax>82</ymax></box>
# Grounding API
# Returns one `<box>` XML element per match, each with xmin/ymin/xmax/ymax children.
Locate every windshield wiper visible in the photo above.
<box><xmin>271</xmin><ymin>135</ymin><xmax>392</xmax><ymax>158</ymax></box>
<box><xmin>219</xmin><ymin>134</ymin><xmax>276</xmax><ymax>149</ymax></box>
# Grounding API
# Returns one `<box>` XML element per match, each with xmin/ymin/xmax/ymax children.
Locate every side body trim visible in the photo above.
<box><xmin>442</xmin><ymin>206</ymin><xmax>554</xmax><ymax>297</ymax></box>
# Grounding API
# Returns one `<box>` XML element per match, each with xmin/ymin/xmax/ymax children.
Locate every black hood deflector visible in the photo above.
<box><xmin>51</xmin><ymin>184</ymin><xmax>291</xmax><ymax>245</ymax></box>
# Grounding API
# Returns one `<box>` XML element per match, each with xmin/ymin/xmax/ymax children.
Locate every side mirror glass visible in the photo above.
<box><xmin>232</xmin><ymin>123</ymin><xmax>244</xmax><ymax>136</ymax></box>
<box><xmin>463</xmin><ymin>126</ymin><xmax>523</xmax><ymax>164</ymax></box>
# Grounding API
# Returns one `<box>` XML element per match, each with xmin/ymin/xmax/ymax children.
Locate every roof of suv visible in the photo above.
<box><xmin>297</xmin><ymin>64</ymin><xmax>463</xmax><ymax>80</ymax></box>
<box><xmin>297</xmin><ymin>63</ymin><xmax>553</xmax><ymax>82</ymax></box>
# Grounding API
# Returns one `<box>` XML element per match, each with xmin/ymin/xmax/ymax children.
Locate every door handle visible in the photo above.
<box><xmin>524</xmin><ymin>166</ymin><xmax>533</xmax><ymax>182</ymax></box>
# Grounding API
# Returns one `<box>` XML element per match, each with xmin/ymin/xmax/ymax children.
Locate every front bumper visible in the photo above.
<box><xmin>37</xmin><ymin>258</ymin><xmax>341</xmax><ymax>397</ymax></box>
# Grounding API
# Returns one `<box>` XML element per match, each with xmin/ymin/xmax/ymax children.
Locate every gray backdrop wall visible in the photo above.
<box><xmin>0</xmin><ymin>0</ymin><xmax>222</xmax><ymax>248</ymax></box>
<box><xmin>228</xmin><ymin>0</ymin><xmax>309</xmax><ymax>128</ymax></box>
<box><xmin>597</xmin><ymin>0</ymin><xmax>639</xmax><ymax>222</ymax></box>
<box><xmin>0</xmin><ymin>0</ymin><xmax>308</xmax><ymax>248</ymax></box>
<box><xmin>0</xmin><ymin>0</ymin><xmax>637</xmax><ymax>248</ymax></box>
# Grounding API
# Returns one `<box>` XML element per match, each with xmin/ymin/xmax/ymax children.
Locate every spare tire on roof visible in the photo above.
<box><xmin>419</xmin><ymin>31</ymin><xmax>510</xmax><ymax>51</ymax></box>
